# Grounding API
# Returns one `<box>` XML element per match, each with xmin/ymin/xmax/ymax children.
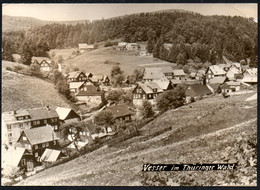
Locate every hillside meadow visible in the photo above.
<box><xmin>58</xmin><ymin>46</ymin><xmax>176</xmax><ymax>76</ymax></box>
<box><xmin>16</xmin><ymin>92</ymin><xmax>257</xmax><ymax>186</ymax></box>
<box><xmin>2</xmin><ymin>61</ymin><xmax>72</xmax><ymax>112</ymax></box>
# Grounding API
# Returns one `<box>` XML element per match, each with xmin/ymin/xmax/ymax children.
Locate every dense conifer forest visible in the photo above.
<box><xmin>2</xmin><ymin>11</ymin><xmax>257</xmax><ymax>67</ymax></box>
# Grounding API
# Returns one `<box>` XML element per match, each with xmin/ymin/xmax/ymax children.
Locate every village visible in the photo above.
<box><xmin>1</xmin><ymin>40</ymin><xmax>258</xmax><ymax>184</ymax></box>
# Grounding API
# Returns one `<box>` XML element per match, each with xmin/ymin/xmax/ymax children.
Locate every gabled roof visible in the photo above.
<box><xmin>69</xmin><ymin>82</ymin><xmax>85</xmax><ymax>89</ymax></box>
<box><xmin>136</xmin><ymin>82</ymin><xmax>163</xmax><ymax>94</ymax></box>
<box><xmin>185</xmin><ymin>83</ymin><xmax>212</xmax><ymax>97</ymax></box>
<box><xmin>245</xmin><ymin>68</ymin><xmax>257</xmax><ymax>76</ymax></box>
<box><xmin>208</xmin><ymin>65</ymin><xmax>226</xmax><ymax>75</ymax></box>
<box><xmin>195</xmin><ymin>69</ymin><xmax>206</xmax><ymax>77</ymax></box>
<box><xmin>173</xmin><ymin>69</ymin><xmax>185</xmax><ymax>76</ymax></box>
<box><xmin>27</xmin><ymin>107</ymin><xmax>59</xmax><ymax>120</ymax></box>
<box><xmin>2</xmin><ymin>147</ymin><xmax>26</xmax><ymax>167</ymax></box>
<box><xmin>55</xmin><ymin>107</ymin><xmax>78</xmax><ymax>120</ymax></box>
<box><xmin>105</xmin><ymin>104</ymin><xmax>134</xmax><ymax>119</ymax></box>
<box><xmin>2</xmin><ymin>107</ymin><xmax>58</xmax><ymax>125</ymax></box>
<box><xmin>40</xmin><ymin>149</ymin><xmax>61</xmax><ymax>162</ymax></box>
<box><xmin>155</xmin><ymin>80</ymin><xmax>171</xmax><ymax>90</ymax></box>
<box><xmin>68</xmin><ymin>71</ymin><xmax>86</xmax><ymax>79</ymax></box>
<box><xmin>207</xmin><ymin>83</ymin><xmax>221</xmax><ymax>93</ymax></box>
<box><xmin>78</xmin><ymin>43</ymin><xmax>88</xmax><ymax>49</ymax></box>
<box><xmin>91</xmin><ymin>75</ymin><xmax>103</xmax><ymax>82</ymax></box>
<box><xmin>21</xmin><ymin>126</ymin><xmax>58</xmax><ymax>145</ymax></box>
<box><xmin>143</xmin><ymin>67</ymin><xmax>165</xmax><ymax>80</ymax></box>
<box><xmin>159</xmin><ymin>67</ymin><xmax>174</xmax><ymax>74</ymax></box>
<box><xmin>22</xmin><ymin>126</ymin><xmax>58</xmax><ymax>145</ymax></box>
<box><xmin>225</xmin><ymin>81</ymin><xmax>241</xmax><ymax>86</ymax></box>
<box><xmin>76</xmin><ymin>91</ymin><xmax>103</xmax><ymax>96</ymax></box>
<box><xmin>31</xmin><ymin>57</ymin><xmax>51</xmax><ymax>64</ymax></box>
<box><xmin>242</xmin><ymin>76</ymin><xmax>257</xmax><ymax>83</ymax></box>
<box><xmin>209</xmin><ymin>77</ymin><xmax>227</xmax><ymax>84</ymax></box>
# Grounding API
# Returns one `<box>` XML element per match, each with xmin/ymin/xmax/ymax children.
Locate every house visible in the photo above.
<box><xmin>160</xmin><ymin>67</ymin><xmax>175</xmax><ymax>80</ymax></box>
<box><xmin>12</xmin><ymin>54</ymin><xmax>21</xmax><ymax>63</ymax></box>
<box><xmin>184</xmin><ymin>83</ymin><xmax>212</xmax><ymax>102</ymax></box>
<box><xmin>40</xmin><ymin>149</ymin><xmax>61</xmax><ymax>163</ymax></box>
<box><xmin>2</xmin><ymin>147</ymin><xmax>35</xmax><ymax>173</ymax></box>
<box><xmin>31</xmin><ymin>57</ymin><xmax>52</xmax><ymax>72</ymax></box>
<box><xmin>78</xmin><ymin>43</ymin><xmax>94</xmax><ymax>53</ymax></box>
<box><xmin>67</xmin><ymin>71</ymin><xmax>88</xmax><ymax>83</ymax></box>
<box><xmin>173</xmin><ymin>70</ymin><xmax>186</xmax><ymax>80</ymax></box>
<box><xmin>76</xmin><ymin>90</ymin><xmax>104</xmax><ymax>107</ymax></box>
<box><xmin>91</xmin><ymin>75</ymin><xmax>110</xmax><ymax>86</ymax></box>
<box><xmin>85</xmin><ymin>72</ymin><xmax>93</xmax><ymax>78</ymax></box>
<box><xmin>218</xmin><ymin>63</ymin><xmax>232</xmax><ymax>72</ymax></box>
<box><xmin>133</xmin><ymin>82</ymin><xmax>163</xmax><ymax>106</ymax></box>
<box><xmin>55</xmin><ymin>107</ymin><xmax>81</xmax><ymax>124</ymax></box>
<box><xmin>104</xmin><ymin>104</ymin><xmax>134</xmax><ymax>123</ymax></box>
<box><xmin>226</xmin><ymin>66</ymin><xmax>241</xmax><ymax>81</ymax></box>
<box><xmin>241</xmin><ymin>75</ymin><xmax>257</xmax><ymax>85</ymax></box>
<box><xmin>155</xmin><ymin>80</ymin><xmax>173</xmax><ymax>91</ymax></box>
<box><xmin>118</xmin><ymin>42</ymin><xmax>128</xmax><ymax>50</ymax></box>
<box><xmin>189</xmin><ymin>72</ymin><xmax>196</xmax><ymax>79</ymax></box>
<box><xmin>209</xmin><ymin>77</ymin><xmax>227</xmax><ymax>84</ymax></box>
<box><xmin>2</xmin><ymin>107</ymin><xmax>59</xmax><ymax>146</ymax></box>
<box><xmin>207</xmin><ymin>83</ymin><xmax>222</xmax><ymax>94</ymax></box>
<box><xmin>244</xmin><ymin>68</ymin><xmax>257</xmax><ymax>76</ymax></box>
<box><xmin>221</xmin><ymin>81</ymin><xmax>241</xmax><ymax>93</ymax></box>
<box><xmin>125</xmin><ymin>43</ymin><xmax>140</xmax><ymax>51</ymax></box>
<box><xmin>205</xmin><ymin>65</ymin><xmax>226</xmax><ymax>83</ymax></box>
<box><xmin>143</xmin><ymin>67</ymin><xmax>167</xmax><ymax>82</ymax></box>
<box><xmin>69</xmin><ymin>82</ymin><xmax>85</xmax><ymax>94</ymax></box>
<box><xmin>195</xmin><ymin>69</ymin><xmax>206</xmax><ymax>80</ymax></box>
<box><xmin>17</xmin><ymin>126</ymin><xmax>59</xmax><ymax>161</ymax></box>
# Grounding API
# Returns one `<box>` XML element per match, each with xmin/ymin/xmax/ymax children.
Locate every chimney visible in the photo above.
<box><xmin>13</xmin><ymin>110</ymin><xmax>17</xmax><ymax>115</ymax></box>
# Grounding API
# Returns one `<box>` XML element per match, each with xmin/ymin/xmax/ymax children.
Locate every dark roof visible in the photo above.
<box><xmin>105</xmin><ymin>104</ymin><xmax>133</xmax><ymax>119</ymax></box>
<box><xmin>23</xmin><ymin>126</ymin><xmax>58</xmax><ymax>145</ymax></box>
<box><xmin>27</xmin><ymin>107</ymin><xmax>59</xmax><ymax>120</ymax></box>
<box><xmin>185</xmin><ymin>83</ymin><xmax>212</xmax><ymax>97</ymax></box>
<box><xmin>76</xmin><ymin>91</ymin><xmax>103</xmax><ymax>96</ymax></box>
<box><xmin>68</xmin><ymin>71</ymin><xmax>86</xmax><ymax>79</ymax></box>
<box><xmin>208</xmin><ymin>83</ymin><xmax>221</xmax><ymax>92</ymax></box>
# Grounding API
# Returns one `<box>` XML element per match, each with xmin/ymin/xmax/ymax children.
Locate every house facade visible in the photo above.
<box><xmin>104</xmin><ymin>104</ymin><xmax>134</xmax><ymax>123</ymax></box>
<box><xmin>31</xmin><ymin>57</ymin><xmax>52</xmax><ymax>72</ymax></box>
<box><xmin>221</xmin><ymin>81</ymin><xmax>241</xmax><ymax>93</ymax></box>
<box><xmin>205</xmin><ymin>65</ymin><xmax>226</xmax><ymax>83</ymax></box>
<box><xmin>132</xmin><ymin>82</ymin><xmax>163</xmax><ymax>106</ymax></box>
<box><xmin>17</xmin><ymin>126</ymin><xmax>59</xmax><ymax>161</ymax></box>
<box><xmin>76</xmin><ymin>91</ymin><xmax>103</xmax><ymax>106</ymax></box>
<box><xmin>173</xmin><ymin>70</ymin><xmax>186</xmax><ymax>80</ymax></box>
<box><xmin>67</xmin><ymin>71</ymin><xmax>88</xmax><ymax>83</ymax></box>
<box><xmin>2</xmin><ymin>107</ymin><xmax>59</xmax><ymax>146</ymax></box>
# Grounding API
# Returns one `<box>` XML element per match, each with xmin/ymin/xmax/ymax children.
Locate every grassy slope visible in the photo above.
<box><xmin>56</xmin><ymin>46</ymin><xmax>176</xmax><ymax>76</ymax></box>
<box><xmin>17</xmin><ymin>93</ymin><xmax>257</xmax><ymax>186</ymax></box>
<box><xmin>2</xmin><ymin>61</ymin><xmax>72</xmax><ymax>112</ymax></box>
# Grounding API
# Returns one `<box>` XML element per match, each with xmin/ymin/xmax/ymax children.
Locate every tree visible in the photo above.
<box><xmin>53</xmin><ymin>69</ymin><xmax>64</xmax><ymax>84</ymax></box>
<box><xmin>156</xmin><ymin>85</ymin><xmax>186</xmax><ymax>112</ymax></box>
<box><xmin>94</xmin><ymin>110</ymin><xmax>114</xmax><ymax>133</ymax></box>
<box><xmin>60</xmin><ymin>121</ymin><xmax>87</xmax><ymax>152</ymax></box>
<box><xmin>141</xmin><ymin>101</ymin><xmax>155</xmax><ymax>118</ymax></box>
<box><xmin>128</xmin><ymin>69</ymin><xmax>143</xmax><ymax>84</ymax></box>
<box><xmin>107</xmin><ymin>90</ymin><xmax>124</xmax><ymax>103</ymax></box>
<box><xmin>111</xmin><ymin>66</ymin><xmax>125</xmax><ymax>86</ymax></box>
<box><xmin>176</xmin><ymin>53</ymin><xmax>187</xmax><ymax>65</ymax></box>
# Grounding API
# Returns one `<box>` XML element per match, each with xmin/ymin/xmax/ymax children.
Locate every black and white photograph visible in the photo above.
<box><xmin>1</xmin><ymin>3</ymin><xmax>258</xmax><ymax>186</ymax></box>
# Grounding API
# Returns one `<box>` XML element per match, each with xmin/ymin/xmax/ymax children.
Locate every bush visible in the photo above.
<box><xmin>104</xmin><ymin>41</ymin><xmax>117</xmax><ymax>47</ymax></box>
<box><xmin>13</xmin><ymin>65</ymin><xmax>25</xmax><ymax>72</ymax></box>
<box><xmin>141</xmin><ymin>101</ymin><xmax>155</xmax><ymax>118</ymax></box>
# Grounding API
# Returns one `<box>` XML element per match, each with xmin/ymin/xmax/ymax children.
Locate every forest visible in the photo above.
<box><xmin>2</xmin><ymin>11</ymin><xmax>258</xmax><ymax>67</ymax></box>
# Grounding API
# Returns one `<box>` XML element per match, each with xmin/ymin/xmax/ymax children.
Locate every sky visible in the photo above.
<box><xmin>2</xmin><ymin>3</ymin><xmax>258</xmax><ymax>21</ymax></box>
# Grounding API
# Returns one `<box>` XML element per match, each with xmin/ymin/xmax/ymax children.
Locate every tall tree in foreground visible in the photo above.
<box><xmin>141</xmin><ymin>101</ymin><xmax>155</xmax><ymax>118</ymax></box>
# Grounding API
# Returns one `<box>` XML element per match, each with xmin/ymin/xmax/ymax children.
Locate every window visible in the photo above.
<box><xmin>8</xmin><ymin>133</ymin><xmax>12</xmax><ymax>137</ymax></box>
<box><xmin>54</xmin><ymin>125</ymin><xmax>58</xmax><ymax>130</ymax></box>
<box><xmin>53</xmin><ymin>140</ymin><xmax>56</xmax><ymax>145</ymax></box>
<box><xmin>37</xmin><ymin>121</ymin><xmax>40</xmax><ymax>125</ymax></box>
<box><xmin>35</xmin><ymin>152</ymin><xmax>38</xmax><ymax>157</ymax></box>
<box><xmin>34</xmin><ymin>145</ymin><xmax>38</xmax><ymax>149</ymax></box>
<box><xmin>46</xmin><ymin>142</ymin><xmax>49</xmax><ymax>147</ymax></box>
<box><xmin>9</xmin><ymin>141</ymin><xmax>12</xmax><ymax>145</ymax></box>
<box><xmin>19</xmin><ymin>124</ymin><xmax>23</xmax><ymax>128</ymax></box>
<box><xmin>125</xmin><ymin>116</ymin><xmax>129</xmax><ymax>121</ymax></box>
<box><xmin>44</xmin><ymin>120</ymin><xmax>47</xmax><ymax>124</ymax></box>
<box><xmin>33</xmin><ymin>121</ymin><xmax>37</xmax><ymax>125</ymax></box>
<box><xmin>42</xmin><ymin>143</ymin><xmax>45</xmax><ymax>148</ymax></box>
<box><xmin>7</xmin><ymin>125</ymin><xmax>11</xmax><ymax>130</ymax></box>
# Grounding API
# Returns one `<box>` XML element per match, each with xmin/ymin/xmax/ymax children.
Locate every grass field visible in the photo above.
<box><xmin>53</xmin><ymin>46</ymin><xmax>176</xmax><ymax>76</ymax></box>
<box><xmin>2</xmin><ymin>60</ymin><xmax>72</xmax><ymax>112</ymax></box>
<box><xmin>16</xmin><ymin>92</ymin><xmax>257</xmax><ymax>186</ymax></box>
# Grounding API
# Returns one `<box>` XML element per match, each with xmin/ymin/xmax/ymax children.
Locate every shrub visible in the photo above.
<box><xmin>140</xmin><ymin>101</ymin><xmax>155</xmax><ymax>118</ymax></box>
<box><xmin>14</xmin><ymin>65</ymin><xmax>25</xmax><ymax>72</ymax></box>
